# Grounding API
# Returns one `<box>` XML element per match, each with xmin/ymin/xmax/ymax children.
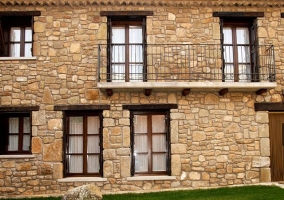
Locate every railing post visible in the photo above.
<box><xmin>98</xmin><ymin>44</ymin><xmax>101</xmax><ymax>82</ymax></box>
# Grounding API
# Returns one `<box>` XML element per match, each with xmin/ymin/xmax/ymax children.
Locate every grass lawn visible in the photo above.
<box><xmin>2</xmin><ymin>185</ymin><xmax>284</xmax><ymax>200</ymax></box>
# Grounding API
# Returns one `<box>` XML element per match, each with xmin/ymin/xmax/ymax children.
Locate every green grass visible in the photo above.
<box><xmin>2</xmin><ymin>185</ymin><xmax>284</xmax><ymax>200</ymax></box>
<box><xmin>103</xmin><ymin>185</ymin><xmax>284</xmax><ymax>200</ymax></box>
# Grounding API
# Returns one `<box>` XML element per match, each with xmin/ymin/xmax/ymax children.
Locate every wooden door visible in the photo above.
<box><xmin>269</xmin><ymin>113</ymin><xmax>284</xmax><ymax>181</ymax></box>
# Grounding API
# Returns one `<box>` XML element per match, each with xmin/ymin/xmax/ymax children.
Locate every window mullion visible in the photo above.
<box><xmin>232</xmin><ymin>27</ymin><xmax>239</xmax><ymax>82</ymax></box>
<box><xmin>18</xmin><ymin>117</ymin><xmax>23</xmax><ymax>152</ymax></box>
<box><xmin>125</xmin><ymin>25</ymin><xmax>130</xmax><ymax>82</ymax></box>
<box><xmin>148</xmin><ymin>114</ymin><xmax>152</xmax><ymax>173</ymax></box>
<box><xmin>20</xmin><ymin>27</ymin><xmax>25</xmax><ymax>57</ymax></box>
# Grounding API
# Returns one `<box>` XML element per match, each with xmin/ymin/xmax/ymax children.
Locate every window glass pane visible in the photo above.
<box><xmin>236</xmin><ymin>28</ymin><xmax>249</xmax><ymax>45</ymax></box>
<box><xmin>23</xmin><ymin>117</ymin><xmax>30</xmax><ymax>133</ymax></box>
<box><xmin>224</xmin><ymin>64</ymin><xmax>234</xmax><ymax>82</ymax></box>
<box><xmin>224</xmin><ymin>46</ymin><xmax>233</xmax><ymax>63</ymax></box>
<box><xmin>152</xmin><ymin>115</ymin><xmax>166</xmax><ymax>133</ymax></box>
<box><xmin>9</xmin><ymin>118</ymin><xmax>19</xmax><ymax>133</ymax></box>
<box><xmin>129</xmin><ymin>44</ymin><xmax>143</xmax><ymax>62</ymax></box>
<box><xmin>130</xmin><ymin>64</ymin><xmax>143</xmax><ymax>82</ymax></box>
<box><xmin>87</xmin><ymin>135</ymin><xmax>100</xmax><ymax>153</ymax></box>
<box><xmin>23</xmin><ymin>134</ymin><xmax>30</xmax><ymax>151</ymax></box>
<box><xmin>112</xmin><ymin>64</ymin><xmax>125</xmax><ymax>82</ymax></box>
<box><xmin>112</xmin><ymin>45</ymin><xmax>125</xmax><ymax>62</ymax></box>
<box><xmin>8</xmin><ymin>135</ymin><xmax>18</xmax><ymax>151</ymax></box>
<box><xmin>10</xmin><ymin>43</ymin><xmax>20</xmax><ymax>57</ymax></box>
<box><xmin>239</xmin><ymin>64</ymin><xmax>251</xmax><ymax>82</ymax></box>
<box><xmin>134</xmin><ymin>134</ymin><xmax>148</xmax><ymax>152</ymax></box>
<box><xmin>135</xmin><ymin>154</ymin><xmax>148</xmax><ymax>172</ymax></box>
<box><xmin>153</xmin><ymin>153</ymin><xmax>166</xmax><ymax>171</ymax></box>
<box><xmin>69</xmin><ymin>155</ymin><xmax>83</xmax><ymax>173</ymax></box>
<box><xmin>87</xmin><ymin>155</ymin><xmax>100</xmax><ymax>173</ymax></box>
<box><xmin>87</xmin><ymin>116</ymin><xmax>100</xmax><ymax>134</ymax></box>
<box><xmin>70</xmin><ymin>117</ymin><xmax>83</xmax><ymax>134</ymax></box>
<box><xmin>238</xmin><ymin>46</ymin><xmax>250</xmax><ymax>63</ymax></box>
<box><xmin>112</xmin><ymin>27</ymin><xmax>125</xmax><ymax>44</ymax></box>
<box><xmin>152</xmin><ymin>134</ymin><xmax>166</xmax><ymax>152</ymax></box>
<box><xmin>24</xmin><ymin>43</ymin><xmax>32</xmax><ymax>57</ymax></box>
<box><xmin>223</xmin><ymin>27</ymin><xmax>232</xmax><ymax>44</ymax></box>
<box><xmin>10</xmin><ymin>27</ymin><xmax>21</xmax><ymax>42</ymax></box>
<box><xmin>129</xmin><ymin>26</ymin><xmax>142</xmax><ymax>43</ymax></box>
<box><xmin>69</xmin><ymin>136</ymin><xmax>83</xmax><ymax>153</ymax></box>
<box><xmin>25</xmin><ymin>28</ymin><xmax>32</xmax><ymax>42</ymax></box>
<box><xmin>134</xmin><ymin>115</ymin><xmax>147</xmax><ymax>133</ymax></box>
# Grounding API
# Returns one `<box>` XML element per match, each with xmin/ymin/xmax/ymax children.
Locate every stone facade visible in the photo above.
<box><xmin>0</xmin><ymin>0</ymin><xmax>283</xmax><ymax>197</ymax></box>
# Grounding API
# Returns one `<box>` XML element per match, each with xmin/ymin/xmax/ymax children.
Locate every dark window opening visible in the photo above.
<box><xmin>0</xmin><ymin>112</ymin><xmax>31</xmax><ymax>154</ymax></box>
<box><xmin>64</xmin><ymin>111</ymin><xmax>103</xmax><ymax>177</ymax></box>
<box><xmin>0</xmin><ymin>16</ymin><xmax>33</xmax><ymax>57</ymax></box>
<box><xmin>107</xmin><ymin>16</ymin><xmax>147</xmax><ymax>82</ymax></box>
<box><xmin>220</xmin><ymin>17</ymin><xmax>258</xmax><ymax>82</ymax></box>
<box><xmin>130</xmin><ymin>110</ymin><xmax>171</xmax><ymax>176</ymax></box>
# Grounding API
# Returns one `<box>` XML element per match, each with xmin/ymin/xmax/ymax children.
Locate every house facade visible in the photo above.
<box><xmin>0</xmin><ymin>0</ymin><xmax>283</xmax><ymax>197</ymax></box>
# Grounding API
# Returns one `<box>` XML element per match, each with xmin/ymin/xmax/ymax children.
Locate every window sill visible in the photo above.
<box><xmin>127</xmin><ymin>176</ymin><xmax>176</xmax><ymax>181</ymax></box>
<box><xmin>0</xmin><ymin>154</ymin><xmax>35</xmax><ymax>159</ymax></box>
<box><xmin>57</xmin><ymin>177</ymin><xmax>107</xmax><ymax>182</ymax></box>
<box><xmin>0</xmin><ymin>57</ymin><xmax>36</xmax><ymax>61</ymax></box>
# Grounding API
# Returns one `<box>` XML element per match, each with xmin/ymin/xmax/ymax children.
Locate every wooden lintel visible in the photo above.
<box><xmin>144</xmin><ymin>89</ymin><xmax>152</xmax><ymax>96</ymax></box>
<box><xmin>0</xmin><ymin>106</ymin><xmax>39</xmax><ymax>112</ymax></box>
<box><xmin>256</xmin><ymin>89</ymin><xmax>267</xmax><ymax>95</ymax></box>
<box><xmin>255</xmin><ymin>103</ymin><xmax>284</xmax><ymax>111</ymax></box>
<box><xmin>213</xmin><ymin>12</ymin><xmax>264</xmax><ymax>18</ymax></box>
<box><xmin>123</xmin><ymin>104</ymin><xmax>178</xmax><ymax>110</ymax></box>
<box><xmin>219</xmin><ymin>88</ymin><xmax>228</xmax><ymax>96</ymax></box>
<box><xmin>106</xmin><ymin>89</ymin><xmax>113</xmax><ymax>96</ymax></box>
<box><xmin>54</xmin><ymin>105</ymin><xmax>110</xmax><ymax>111</ymax></box>
<box><xmin>182</xmin><ymin>89</ymin><xmax>191</xmax><ymax>96</ymax></box>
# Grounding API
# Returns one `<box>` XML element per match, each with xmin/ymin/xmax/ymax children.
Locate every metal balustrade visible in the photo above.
<box><xmin>98</xmin><ymin>44</ymin><xmax>275</xmax><ymax>83</ymax></box>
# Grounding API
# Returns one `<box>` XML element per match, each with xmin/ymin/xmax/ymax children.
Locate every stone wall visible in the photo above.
<box><xmin>0</xmin><ymin>0</ymin><xmax>283</xmax><ymax>197</ymax></box>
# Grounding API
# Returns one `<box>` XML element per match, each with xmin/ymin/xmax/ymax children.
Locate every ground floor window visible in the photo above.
<box><xmin>0</xmin><ymin>113</ymin><xmax>31</xmax><ymax>154</ymax></box>
<box><xmin>64</xmin><ymin>111</ymin><xmax>103</xmax><ymax>177</ymax></box>
<box><xmin>130</xmin><ymin>110</ymin><xmax>170</xmax><ymax>175</ymax></box>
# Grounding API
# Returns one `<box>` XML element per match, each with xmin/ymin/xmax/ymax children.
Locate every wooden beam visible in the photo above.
<box><xmin>0</xmin><ymin>11</ymin><xmax>41</xmax><ymax>16</ymax></box>
<box><xmin>100</xmin><ymin>11</ymin><xmax>153</xmax><ymax>16</ymax></box>
<box><xmin>144</xmin><ymin>89</ymin><xmax>152</xmax><ymax>96</ymax></box>
<box><xmin>106</xmin><ymin>89</ymin><xmax>113</xmax><ymax>96</ymax></box>
<box><xmin>123</xmin><ymin>104</ymin><xmax>178</xmax><ymax>110</ymax></box>
<box><xmin>213</xmin><ymin>12</ymin><xmax>264</xmax><ymax>18</ymax></box>
<box><xmin>0</xmin><ymin>106</ymin><xmax>39</xmax><ymax>112</ymax></box>
<box><xmin>219</xmin><ymin>88</ymin><xmax>228</xmax><ymax>96</ymax></box>
<box><xmin>281</xmin><ymin>13</ymin><xmax>284</xmax><ymax>18</ymax></box>
<box><xmin>256</xmin><ymin>89</ymin><xmax>267</xmax><ymax>95</ymax></box>
<box><xmin>255</xmin><ymin>103</ymin><xmax>284</xmax><ymax>111</ymax></box>
<box><xmin>182</xmin><ymin>89</ymin><xmax>191</xmax><ymax>96</ymax></box>
<box><xmin>54</xmin><ymin>105</ymin><xmax>110</xmax><ymax>111</ymax></box>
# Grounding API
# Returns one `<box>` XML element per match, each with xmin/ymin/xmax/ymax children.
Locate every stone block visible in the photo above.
<box><xmin>103</xmin><ymin>149</ymin><xmax>116</xmax><ymax>160</ymax></box>
<box><xmin>256</xmin><ymin>112</ymin><xmax>268</xmax><ymax>124</ymax></box>
<box><xmin>260</xmin><ymin>138</ymin><xmax>270</xmax><ymax>156</ymax></box>
<box><xmin>43</xmin><ymin>140</ymin><xmax>62</xmax><ymax>161</ymax></box>
<box><xmin>70</xmin><ymin>43</ymin><xmax>81</xmax><ymax>53</ymax></box>
<box><xmin>16</xmin><ymin>162</ymin><xmax>31</xmax><ymax>171</ymax></box>
<box><xmin>32</xmin><ymin>137</ymin><xmax>42</xmax><ymax>153</ymax></box>
<box><xmin>104</xmin><ymin>161</ymin><xmax>113</xmax><ymax>178</ymax></box>
<box><xmin>260</xmin><ymin>168</ymin><xmax>271</xmax><ymax>182</ymax></box>
<box><xmin>192</xmin><ymin>131</ymin><xmax>206</xmax><ymax>141</ymax></box>
<box><xmin>252</xmin><ymin>157</ymin><xmax>270</xmax><ymax>168</ymax></box>
<box><xmin>47</xmin><ymin>119</ymin><xmax>62</xmax><ymax>131</ymax></box>
<box><xmin>171</xmin><ymin>155</ymin><xmax>181</xmax><ymax>176</ymax></box>
<box><xmin>32</xmin><ymin>110</ymin><xmax>46</xmax><ymax>126</ymax></box>
<box><xmin>121</xmin><ymin>156</ymin><xmax>130</xmax><ymax>178</ymax></box>
<box><xmin>171</xmin><ymin>144</ymin><xmax>187</xmax><ymax>154</ymax></box>
<box><xmin>53</xmin><ymin>163</ymin><xmax>63</xmax><ymax>179</ymax></box>
<box><xmin>62</xmin><ymin>184</ymin><xmax>102</xmax><ymax>200</ymax></box>
<box><xmin>189</xmin><ymin>172</ymin><xmax>201</xmax><ymax>180</ymax></box>
<box><xmin>34</xmin><ymin>22</ymin><xmax>45</xmax><ymax>33</ymax></box>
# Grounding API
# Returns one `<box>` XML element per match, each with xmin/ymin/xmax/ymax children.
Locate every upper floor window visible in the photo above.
<box><xmin>0</xmin><ymin>11</ymin><xmax>41</xmax><ymax>57</ymax></box>
<box><xmin>101</xmin><ymin>11</ymin><xmax>153</xmax><ymax>82</ymax></box>
<box><xmin>130</xmin><ymin>110</ymin><xmax>170</xmax><ymax>176</ymax></box>
<box><xmin>64</xmin><ymin>111</ymin><xmax>103</xmax><ymax>177</ymax></box>
<box><xmin>221</xmin><ymin>18</ymin><xmax>257</xmax><ymax>82</ymax></box>
<box><xmin>0</xmin><ymin>113</ymin><xmax>31</xmax><ymax>154</ymax></box>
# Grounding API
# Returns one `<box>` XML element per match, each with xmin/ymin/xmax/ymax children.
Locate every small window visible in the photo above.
<box><xmin>64</xmin><ymin>111</ymin><xmax>103</xmax><ymax>177</ymax></box>
<box><xmin>131</xmin><ymin>111</ymin><xmax>170</xmax><ymax>176</ymax></box>
<box><xmin>0</xmin><ymin>113</ymin><xmax>31</xmax><ymax>154</ymax></box>
<box><xmin>0</xmin><ymin>16</ymin><xmax>33</xmax><ymax>57</ymax></box>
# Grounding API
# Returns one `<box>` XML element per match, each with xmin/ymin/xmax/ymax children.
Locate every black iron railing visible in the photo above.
<box><xmin>98</xmin><ymin>44</ymin><xmax>275</xmax><ymax>82</ymax></box>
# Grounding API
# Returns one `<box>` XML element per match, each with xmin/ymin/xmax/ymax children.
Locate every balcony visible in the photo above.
<box><xmin>97</xmin><ymin>44</ymin><xmax>276</xmax><ymax>96</ymax></box>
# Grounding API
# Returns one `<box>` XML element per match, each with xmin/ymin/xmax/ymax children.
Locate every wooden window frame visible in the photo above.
<box><xmin>0</xmin><ymin>112</ymin><xmax>31</xmax><ymax>155</ymax></box>
<box><xmin>102</xmin><ymin>11</ymin><xmax>153</xmax><ymax>82</ymax></box>
<box><xmin>64</xmin><ymin>110</ymin><xmax>103</xmax><ymax>177</ymax></box>
<box><xmin>130</xmin><ymin>110</ymin><xmax>171</xmax><ymax>176</ymax></box>
<box><xmin>0</xmin><ymin>11</ymin><xmax>41</xmax><ymax>57</ymax></box>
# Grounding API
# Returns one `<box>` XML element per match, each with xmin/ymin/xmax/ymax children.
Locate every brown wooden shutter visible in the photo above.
<box><xmin>250</xmin><ymin>19</ymin><xmax>259</xmax><ymax>82</ymax></box>
<box><xmin>219</xmin><ymin>18</ymin><xmax>225</xmax><ymax>82</ymax></box>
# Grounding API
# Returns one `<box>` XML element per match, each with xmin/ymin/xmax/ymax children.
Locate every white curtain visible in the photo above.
<box><xmin>69</xmin><ymin>117</ymin><xmax>83</xmax><ymax>173</ymax></box>
<box><xmin>87</xmin><ymin>116</ymin><xmax>100</xmax><ymax>173</ymax></box>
